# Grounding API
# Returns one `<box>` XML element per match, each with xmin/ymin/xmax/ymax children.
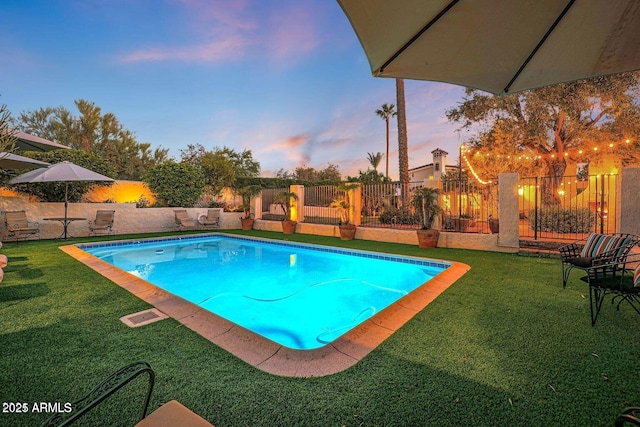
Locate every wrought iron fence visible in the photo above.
<box><xmin>260</xmin><ymin>187</ymin><xmax>288</xmax><ymax>221</ymax></box>
<box><xmin>302</xmin><ymin>185</ymin><xmax>342</xmax><ymax>224</ymax></box>
<box><xmin>440</xmin><ymin>178</ymin><xmax>498</xmax><ymax>234</ymax></box>
<box><xmin>518</xmin><ymin>174</ymin><xmax>617</xmax><ymax>241</ymax></box>
<box><xmin>360</xmin><ymin>182</ymin><xmax>424</xmax><ymax>229</ymax></box>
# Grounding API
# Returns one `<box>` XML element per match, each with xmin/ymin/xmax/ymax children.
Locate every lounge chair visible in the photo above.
<box><xmin>88</xmin><ymin>210</ymin><xmax>115</xmax><ymax>236</ymax></box>
<box><xmin>174</xmin><ymin>210</ymin><xmax>196</xmax><ymax>231</ymax></box>
<box><xmin>3</xmin><ymin>210</ymin><xmax>40</xmax><ymax>242</ymax></box>
<box><xmin>40</xmin><ymin>361</ymin><xmax>214</xmax><ymax>427</ymax></box>
<box><xmin>580</xmin><ymin>252</ymin><xmax>640</xmax><ymax>325</ymax></box>
<box><xmin>197</xmin><ymin>209</ymin><xmax>221</xmax><ymax>229</ymax></box>
<box><xmin>559</xmin><ymin>232</ymin><xmax>639</xmax><ymax>288</ymax></box>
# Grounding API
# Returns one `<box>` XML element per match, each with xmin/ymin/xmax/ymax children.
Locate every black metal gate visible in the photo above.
<box><xmin>518</xmin><ymin>174</ymin><xmax>617</xmax><ymax>241</ymax></box>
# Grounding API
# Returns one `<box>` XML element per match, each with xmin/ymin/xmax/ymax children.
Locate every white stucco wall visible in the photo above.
<box><xmin>1</xmin><ymin>195</ymin><xmax>243</xmax><ymax>240</ymax></box>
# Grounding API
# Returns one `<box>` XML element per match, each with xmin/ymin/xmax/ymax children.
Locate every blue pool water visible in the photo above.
<box><xmin>80</xmin><ymin>234</ymin><xmax>449</xmax><ymax>350</ymax></box>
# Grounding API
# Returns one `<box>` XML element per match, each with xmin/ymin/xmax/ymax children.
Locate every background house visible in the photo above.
<box><xmin>409</xmin><ymin>148</ymin><xmax>458</xmax><ymax>185</ymax></box>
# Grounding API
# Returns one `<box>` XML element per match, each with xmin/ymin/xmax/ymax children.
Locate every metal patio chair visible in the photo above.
<box><xmin>174</xmin><ymin>210</ymin><xmax>196</xmax><ymax>231</ymax></box>
<box><xmin>197</xmin><ymin>209</ymin><xmax>221</xmax><ymax>229</ymax></box>
<box><xmin>559</xmin><ymin>232</ymin><xmax>639</xmax><ymax>288</ymax></box>
<box><xmin>580</xmin><ymin>252</ymin><xmax>640</xmax><ymax>326</ymax></box>
<box><xmin>3</xmin><ymin>210</ymin><xmax>40</xmax><ymax>242</ymax></box>
<box><xmin>88</xmin><ymin>210</ymin><xmax>115</xmax><ymax>236</ymax></box>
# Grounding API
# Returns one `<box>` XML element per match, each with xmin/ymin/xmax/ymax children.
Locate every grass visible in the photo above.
<box><xmin>1</xmin><ymin>230</ymin><xmax>639</xmax><ymax>426</ymax></box>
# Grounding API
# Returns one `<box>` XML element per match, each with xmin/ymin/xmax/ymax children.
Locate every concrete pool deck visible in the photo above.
<box><xmin>61</xmin><ymin>243</ymin><xmax>470</xmax><ymax>377</ymax></box>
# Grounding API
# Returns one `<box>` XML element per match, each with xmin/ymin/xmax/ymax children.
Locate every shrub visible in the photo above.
<box><xmin>144</xmin><ymin>162</ymin><xmax>205</xmax><ymax>207</ymax></box>
<box><xmin>528</xmin><ymin>207</ymin><xmax>596</xmax><ymax>233</ymax></box>
<box><xmin>379</xmin><ymin>208</ymin><xmax>420</xmax><ymax>225</ymax></box>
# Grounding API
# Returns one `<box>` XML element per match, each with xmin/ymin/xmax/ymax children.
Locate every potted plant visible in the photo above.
<box><xmin>452</xmin><ymin>213</ymin><xmax>473</xmax><ymax>232</ymax></box>
<box><xmin>238</xmin><ymin>185</ymin><xmax>262</xmax><ymax>230</ymax></box>
<box><xmin>488</xmin><ymin>215</ymin><xmax>499</xmax><ymax>234</ymax></box>
<box><xmin>274</xmin><ymin>190</ymin><xmax>299</xmax><ymax>234</ymax></box>
<box><xmin>329</xmin><ymin>183</ymin><xmax>359</xmax><ymax>240</ymax></box>
<box><xmin>411</xmin><ymin>187</ymin><xmax>442</xmax><ymax>248</ymax></box>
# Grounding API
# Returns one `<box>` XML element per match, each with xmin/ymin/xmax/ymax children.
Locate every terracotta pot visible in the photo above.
<box><xmin>416</xmin><ymin>229</ymin><xmax>439</xmax><ymax>248</ymax></box>
<box><xmin>281</xmin><ymin>220</ymin><xmax>297</xmax><ymax>234</ymax></box>
<box><xmin>452</xmin><ymin>217</ymin><xmax>471</xmax><ymax>232</ymax></box>
<box><xmin>338</xmin><ymin>224</ymin><xmax>357</xmax><ymax>240</ymax></box>
<box><xmin>241</xmin><ymin>217</ymin><xmax>254</xmax><ymax>230</ymax></box>
<box><xmin>488</xmin><ymin>218</ymin><xmax>499</xmax><ymax>234</ymax></box>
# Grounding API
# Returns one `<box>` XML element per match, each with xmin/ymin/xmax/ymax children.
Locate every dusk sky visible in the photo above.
<box><xmin>1</xmin><ymin>0</ymin><xmax>468</xmax><ymax>179</ymax></box>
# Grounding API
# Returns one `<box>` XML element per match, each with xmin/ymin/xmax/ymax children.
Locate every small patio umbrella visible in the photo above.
<box><xmin>0</xmin><ymin>152</ymin><xmax>50</xmax><ymax>170</ymax></box>
<box><xmin>9</xmin><ymin>161</ymin><xmax>114</xmax><ymax>234</ymax></box>
<box><xmin>337</xmin><ymin>0</ymin><xmax>640</xmax><ymax>95</ymax></box>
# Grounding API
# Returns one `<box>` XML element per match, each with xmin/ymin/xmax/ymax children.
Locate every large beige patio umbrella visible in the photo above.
<box><xmin>337</xmin><ymin>0</ymin><xmax>640</xmax><ymax>95</ymax></box>
<box><xmin>9</xmin><ymin>161</ymin><xmax>114</xmax><ymax>238</ymax></box>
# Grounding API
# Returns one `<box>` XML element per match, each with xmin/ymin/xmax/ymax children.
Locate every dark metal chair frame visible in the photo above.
<box><xmin>580</xmin><ymin>253</ymin><xmax>640</xmax><ymax>326</ymax></box>
<box><xmin>616</xmin><ymin>407</ymin><xmax>640</xmax><ymax>426</ymax></box>
<box><xmin>559</xmin><ymin>233</ymin><xmax>639</xmax><ymax>288</ymax></box>
<box><xmin>40</xmin><ymin>361</ymin><xmax>154</xmax><ymax>427</ymax></box>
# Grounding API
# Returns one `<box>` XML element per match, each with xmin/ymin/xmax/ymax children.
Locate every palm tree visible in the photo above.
<box><xmin>375</xmin><ymin>102</ymin><xmax>396</xmax><ymax>177</ymax></box>
<box><xmin>396</xmin><ymin>79</ymin><xmax>410</xmax><ymax>211</ymax></box>
<box><xmin>366</xmin><ymin>152</ymin><xmax>383</xmax><ymax>171</ymax></box>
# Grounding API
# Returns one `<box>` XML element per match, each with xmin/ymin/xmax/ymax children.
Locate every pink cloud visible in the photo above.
<box><xmin>177</xmin><ymin>0</ymin><xmax>255</xmax><ymax>31</ymax></box>
<box><xmin>118</xmin><ymin>1</ymin><xmax>322</xmax><ymax>64</ymax></box>
<box><xmin>267</xmin><ymin>6</ymin><xmax>320</xmax><ymax>60</ymax></box>
<box><xmin>119</xmin><ymin>36</ymin><xmax>248</xmax><ymax>63</ymax></box>
<box><xmin>274</xmin><ymin>134</ymin><xmax>309</xmax><ymax>149</ymax></box>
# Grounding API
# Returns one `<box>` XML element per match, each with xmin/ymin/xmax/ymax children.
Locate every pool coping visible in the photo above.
<box><xmin>61</xmin><ymin>234</ymin><xmax>470</xmax><ymax>377</ymax></box>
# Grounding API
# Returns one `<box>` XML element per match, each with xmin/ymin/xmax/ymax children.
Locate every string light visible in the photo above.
<box><xmin>460</xmin><ymin>146</ymin><xmax>493</xmax><ymax>185</ymax></box>
<box><xmin>461</xmin><ymin>138</ymin><xmax>635</xmax><ymax>165</ymax></box>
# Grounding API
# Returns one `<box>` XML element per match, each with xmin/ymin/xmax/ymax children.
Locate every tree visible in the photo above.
<box><xmin>0</xmin><ymin>102</ymin><xmax>18</xmax><ymax>185</ymax></box>
<box><xmin>446</xmin><ymin>72</ymin><xmax>640</xmax><ymax>204</ymax></box>
<box><xmin>395</xmin><ymin>79</ymin><xmax>410</xmax><ymax>210</ymax></box>
<box><xmin>276</xmin><ymin>164</ymin><xmax>342</xmax><ymax>183</ymax></box>
<box><xmin>180</xmin><ymin>144</ymin><xmax>261</xmax><ymax>199</ymax></box>
<box><xmin>375</xmin><ymin>102</ymin><xmax>396</xmax><ymax>177</ymax></box>
<box><xmin>16</xmin><ymin>99</ymin><xmax>169</xmax><ymax>180</ymax></box>
<box><xmin>367</xmin><ymin>152</ymin><xmax>383</xmax><ymax>171</ymax></box>
<box><xmin>144</xmin><ymin>161</ymin><xmax>205</xmax><ymax>207</ymax></box>
<box><xmin>0</xmin><ymin>102</ymin><xmax>17</xmax><ymax>154</ymax></box>
<box><xmin>346</xmin><ymin>169</ymin><xmax>391</xmax><ymax>184</ymax></box>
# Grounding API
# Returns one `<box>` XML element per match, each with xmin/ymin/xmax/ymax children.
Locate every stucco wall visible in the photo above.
<box><xmin>253</xmin><ymin>220</ymin><xmax>517</xmax><ymax>252</ymax></box>
<box><xmin>620</xmin><ymin>168</ymin><xmax>640</xmax><ymax>236</ymax></box>
<box><xmin>0</xmin><ymin>195</ymin><xmax>243</xmax><ymax>240</ymax></box>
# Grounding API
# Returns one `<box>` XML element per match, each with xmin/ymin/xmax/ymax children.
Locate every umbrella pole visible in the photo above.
<box><xmin>64</xmin><ymin>183</ymin><xmax>68</xmax><ymax>239</ymax></box>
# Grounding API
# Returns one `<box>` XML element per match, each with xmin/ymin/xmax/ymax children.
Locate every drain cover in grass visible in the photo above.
<box><xmin>120</xmin><ymin>308</ymin><xmax>168</xmax><ymax>328</ymax></box>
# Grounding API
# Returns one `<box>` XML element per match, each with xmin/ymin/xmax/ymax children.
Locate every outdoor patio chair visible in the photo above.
<box><xmin>197</xmin><ymin>209</ymin><xmax>221</xmax><ymax>229</ymax></box>
<box><xmin>88</xmin><ymin>210</ymin><xmax>115</xmax><ymax>236</ymax></box>
<box><xmin>579</xmin><ymin>252</ymin><xmax>640</xmax><ymax>326</ymax></box>
<box><xmin>559</xmin><ymin>232</ymin><xmax>639</xmax><ymax>288</ymax></box>
<box><xmin>617</xmin><ymin>407</ymin><xmax>640</xmax><ymax>426</ymax></box>
<box><xmin>174</xmin><ymin>210</ymin><xmax>196</xmax><ymax>231</ymax></box>
<box><xmin>3</xmin><ymin>210</ymin><xmax>40</xmax><ymax>242</ymax></box>
<box><xmin>40</xmin><ymin>361</ymin><xmax>213</xmax><ymax>427</ymax></box>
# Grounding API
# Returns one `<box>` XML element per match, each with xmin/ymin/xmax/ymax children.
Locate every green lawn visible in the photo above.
<box><xmin>1</xmin><ymin>230</ymin><xmax>639</xmax><ymax>426</ymax></box>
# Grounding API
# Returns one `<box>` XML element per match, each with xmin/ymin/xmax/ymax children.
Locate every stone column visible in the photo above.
<box><xmin>349</xmin><ymin>184</ymin><xmax>362</xmax><ymax>226</ymax></box>
<box><xmin>252</xmin><ymin>194</ymin><xmax>262</xmax><ymax>220</ymax></box>
<box><xmin>620</xmin><ymin>168</ymin><xmax>640</xmax><ymax>235</ymax></box>
<box><xmin>290</xmin><ymin>185</ymin><xmax>304</xmax><ymax>222</ymax></box>
<box><xmin>498</xmin><ymin>173</ymin><xmax>519</xmax><ymax>249</ymax></box>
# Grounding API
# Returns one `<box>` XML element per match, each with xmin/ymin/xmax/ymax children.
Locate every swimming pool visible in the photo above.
<box><xmin>79</xmin><ymin>234</ymin><xmax>450</xmax><ymax>350</ymax></box>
